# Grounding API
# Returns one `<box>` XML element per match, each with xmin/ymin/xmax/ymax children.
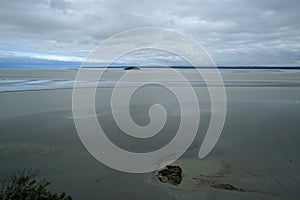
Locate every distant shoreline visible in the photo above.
<box><xmin>83</xmin><ymin>66</ymin><xmax>300</xmax><ymax>69</ymax></box>
<box><xmin>1</xmin><ymin>66</ymin><xmax>300</xmax><ymax>70</ymax></box>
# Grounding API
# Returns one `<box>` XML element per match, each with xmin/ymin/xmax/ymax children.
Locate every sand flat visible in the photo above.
<box><xmin>0</xmin><ymin>68</ymin><xmax>299</xmax><ymax>199</ymax></box>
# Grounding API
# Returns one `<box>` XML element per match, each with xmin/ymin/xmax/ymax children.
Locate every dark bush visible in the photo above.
<box><xmin>0</xmin><ymin>169</ymin><xmax>72</xmax><ymax>200</ymax></box>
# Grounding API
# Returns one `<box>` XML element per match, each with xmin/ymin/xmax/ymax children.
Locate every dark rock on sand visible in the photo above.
<box><xmin>211</xmin><ymin>183</ymin><xmax>246</xmax><ymax>192</ymax></box>
<box><xmin>157</xmin><ymin>165</ymin><xmax>182</xmax><ymax>186</ymax></box>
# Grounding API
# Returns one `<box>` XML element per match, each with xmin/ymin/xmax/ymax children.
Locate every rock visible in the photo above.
<box><xmin>166</xmin><ymin>165</ymin><xmax>182</xmax><ymax>174</ymax></box>
<box><xmin>211</xmin><ymin>183</ymin><xmax>245</xmax><ymax>192</ymax></box>
<box><xmin>157</xmin><ymin>165</ymin><xmax>182</xmax><ymax>186</ymax></box>
<box><xmin>123</xmin><ymin>66</ymin><xmax>140</xmax><ymax>70</ymax></box>
<box><xmin>167</xmin><ymin>174</ymin><xmax>182</xmax><ymax>185</ymax></box>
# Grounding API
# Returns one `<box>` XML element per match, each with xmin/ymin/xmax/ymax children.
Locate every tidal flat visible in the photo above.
<box><xmin>0</xmin><ymin>68</ymin><xmax>299</xmax><ymax>199</ymax></box>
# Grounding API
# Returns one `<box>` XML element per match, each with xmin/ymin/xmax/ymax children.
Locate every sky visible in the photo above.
<box><xmin>0</xmin><ymin>0</ymin><xmax>300</xmax><ymax>67</ymax></box>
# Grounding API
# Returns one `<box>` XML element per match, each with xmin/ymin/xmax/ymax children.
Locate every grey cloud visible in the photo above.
<box><xmin>0</xmin><ymin>0</ymin><xmax>299</xmax><ymax>65</ymax></box>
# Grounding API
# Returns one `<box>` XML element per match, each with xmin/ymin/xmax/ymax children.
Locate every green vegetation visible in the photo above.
<box><xmin>0</xmin><ymin>169</ymin><xmax>72</xmax><ymax>200</ymax></box>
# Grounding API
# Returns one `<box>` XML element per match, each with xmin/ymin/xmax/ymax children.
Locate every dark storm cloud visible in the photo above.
<box><xmin>0</xmin><ymin>0</ymin><xmax>299</xmax><ymax>65</ymax></box>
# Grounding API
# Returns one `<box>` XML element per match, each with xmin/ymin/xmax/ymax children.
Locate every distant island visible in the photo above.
<box><xmin>123</xmin><ymin>66</ymin><xmax>141</xmax><ymax>70</ymax></box>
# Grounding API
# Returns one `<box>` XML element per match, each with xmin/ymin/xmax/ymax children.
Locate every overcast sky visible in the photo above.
<box><xmin>0</xmin><ymin>0</ymin><xmax>299</xmax><ymax>66</ymax></box>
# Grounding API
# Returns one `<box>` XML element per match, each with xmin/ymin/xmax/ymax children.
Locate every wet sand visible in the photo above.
<box><xmin>0</xmin><ymin>68</ymin><xmax>300</xmax><ymax>199</ymax></box>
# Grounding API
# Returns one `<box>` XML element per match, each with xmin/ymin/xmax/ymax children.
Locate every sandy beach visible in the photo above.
<box><xmin>0</xmin><ymin>68</ymin><xmax>300</xmax><ymax>199</ymax></box>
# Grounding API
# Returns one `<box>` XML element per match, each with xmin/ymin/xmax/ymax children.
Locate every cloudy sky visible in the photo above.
<box><xmin>0</xmin><ymin>0</ymin><xmax>299</xmax><ymax>66</ymax></box>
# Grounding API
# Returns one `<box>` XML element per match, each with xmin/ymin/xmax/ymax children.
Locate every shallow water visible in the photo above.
<box><xmin>1</xmin><ymin>68</ymin><xmax>300</xmax><ymax>92</ymax></box>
